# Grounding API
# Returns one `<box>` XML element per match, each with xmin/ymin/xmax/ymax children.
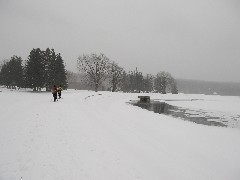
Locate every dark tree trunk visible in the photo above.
<box><xmin>112</xmin><ymin>83</ymin><xmax>117</xmax><ymax>92</ymax></box>
<box><xmin>95</xmin><ymin>83</ymin><xmax>98</xmax><ymax>92</ymax></box>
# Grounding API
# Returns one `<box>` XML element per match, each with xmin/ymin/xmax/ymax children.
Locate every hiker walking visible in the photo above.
<box><xmin>52</xmin><ymin>85</ymin><xmax>58</xmax><ymax>102</ymax></box>
<box><xmin>57</xmin><ymin>85</ymin><xmax>63</xmax><ymax>99</ymax></box>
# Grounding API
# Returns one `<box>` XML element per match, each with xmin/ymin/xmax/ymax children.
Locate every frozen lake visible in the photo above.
<box><xmin>132</xmin><ymin>99</ymin><xmax>240</xmax><ymax>128</ymax></box>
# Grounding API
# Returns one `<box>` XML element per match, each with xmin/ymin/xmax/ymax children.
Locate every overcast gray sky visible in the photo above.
<box><xmin>0</xmin><ymin>0</ymin><xmax>239</xmax><ymax>82</ymax></box>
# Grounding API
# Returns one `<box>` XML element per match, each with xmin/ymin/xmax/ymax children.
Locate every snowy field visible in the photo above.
<box><xmin>0</xmin><ymin>88</ymin><xmax>240</xmax><ymax>180</ymax></box>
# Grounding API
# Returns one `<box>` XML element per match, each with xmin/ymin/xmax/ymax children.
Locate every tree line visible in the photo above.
<box><xmin>0</xmin><ymin>51</ymin><xmax>178</xmax><ymax>93</ymax></box>
<box><xmin>0</xmin><ymin>48</ymin><xmax>67</xmax><ymax>91</ymax></box>
<box><xmin>77</xmin><ymin>53</ymin><xmax>178</xmax><ymax>93</ymax></box>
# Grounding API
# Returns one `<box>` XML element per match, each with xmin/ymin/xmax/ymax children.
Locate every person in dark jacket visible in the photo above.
<box><xmin>52</xmin><ymin>85</ymin><xmax>58</xmax><ymax>102</ymax></box>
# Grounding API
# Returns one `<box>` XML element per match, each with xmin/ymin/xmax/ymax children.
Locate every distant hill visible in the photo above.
<box><xmin>176</xmin><ymin>79</ymin><xmax>240</xmax><ymax>96</ymax></box>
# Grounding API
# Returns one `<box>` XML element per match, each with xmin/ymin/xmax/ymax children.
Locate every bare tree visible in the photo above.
<box><xmin>77</xmin><ymin>53</ymin><xmax>111</xmax><ymax>92</ymax></box>
<box><xmin>110</xmin><ymin>61</ymin><xmax>123</xmax><ymax>92</ymax></box>
<box><xmin>154</xmin><ymin>71</ymin><xmax>178</xmax><ymax>94</ymax></box>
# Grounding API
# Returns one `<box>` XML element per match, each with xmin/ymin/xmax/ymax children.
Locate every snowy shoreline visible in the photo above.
<box><xmin>1</xmin><ymin>88</ymin><xmax>240</xmax><ymax>180</ymax></box>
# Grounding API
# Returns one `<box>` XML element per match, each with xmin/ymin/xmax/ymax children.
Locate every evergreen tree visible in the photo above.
<box><xmin>0</xmin><ymin>62</ymin><xmax>11</xmax><ymax>87</ymax></box>
<box><xmin>25</xmin><ymin>48</ymin><xmax>45</xmax><ymax>91</ymax></box>
<box><xmin>10</xmin><ymin>56</ymin><xmax>24</xmax><ymax>88</ymax></box>
<box><xmin>25</xmin><ymin>48</ymin><xmax>67</xmax><ymax>91</ymax></box>
<box><xmin>0</xmin><ymin>62</ymin><xmax>3</xmax><ymax>85</ymax></box>
<box><xmin>42</xmin><ymin>48</ymin><xmax>52</xmax><ymax>91</ymax></box>
<box><xmin>0</xmin><ymin>56</ymin><xmax>23</xmax><ymax>88</ymax></box>
<box><xmin>54</xmin><ymin>53</ymin><xmax>67</xmax><ymax>89</ymax></box>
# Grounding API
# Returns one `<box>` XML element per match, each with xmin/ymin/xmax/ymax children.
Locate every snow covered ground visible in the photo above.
<box><xmin>0</xmin><ymin>88</ymin><xmax>240</xmax><ymax>180</ymax></box>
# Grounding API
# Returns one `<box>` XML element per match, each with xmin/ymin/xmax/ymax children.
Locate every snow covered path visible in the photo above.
<box><xmin>1</xmin><ymin>89</ymin><xmax>240</xmax><ymax>180</ymax></box>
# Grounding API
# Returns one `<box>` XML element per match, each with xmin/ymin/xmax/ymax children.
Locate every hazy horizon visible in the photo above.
<box><xmin>0</xmin><ymin>0</ymin><xmax>240</xmax><ymax>82</ymax></box>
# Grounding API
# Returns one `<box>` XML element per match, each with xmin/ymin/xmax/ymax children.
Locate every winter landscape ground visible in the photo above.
<box><xmin>0</xmin><ymin>87</ymin><xmax>240</xmax><ymax>180</ymax></box>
